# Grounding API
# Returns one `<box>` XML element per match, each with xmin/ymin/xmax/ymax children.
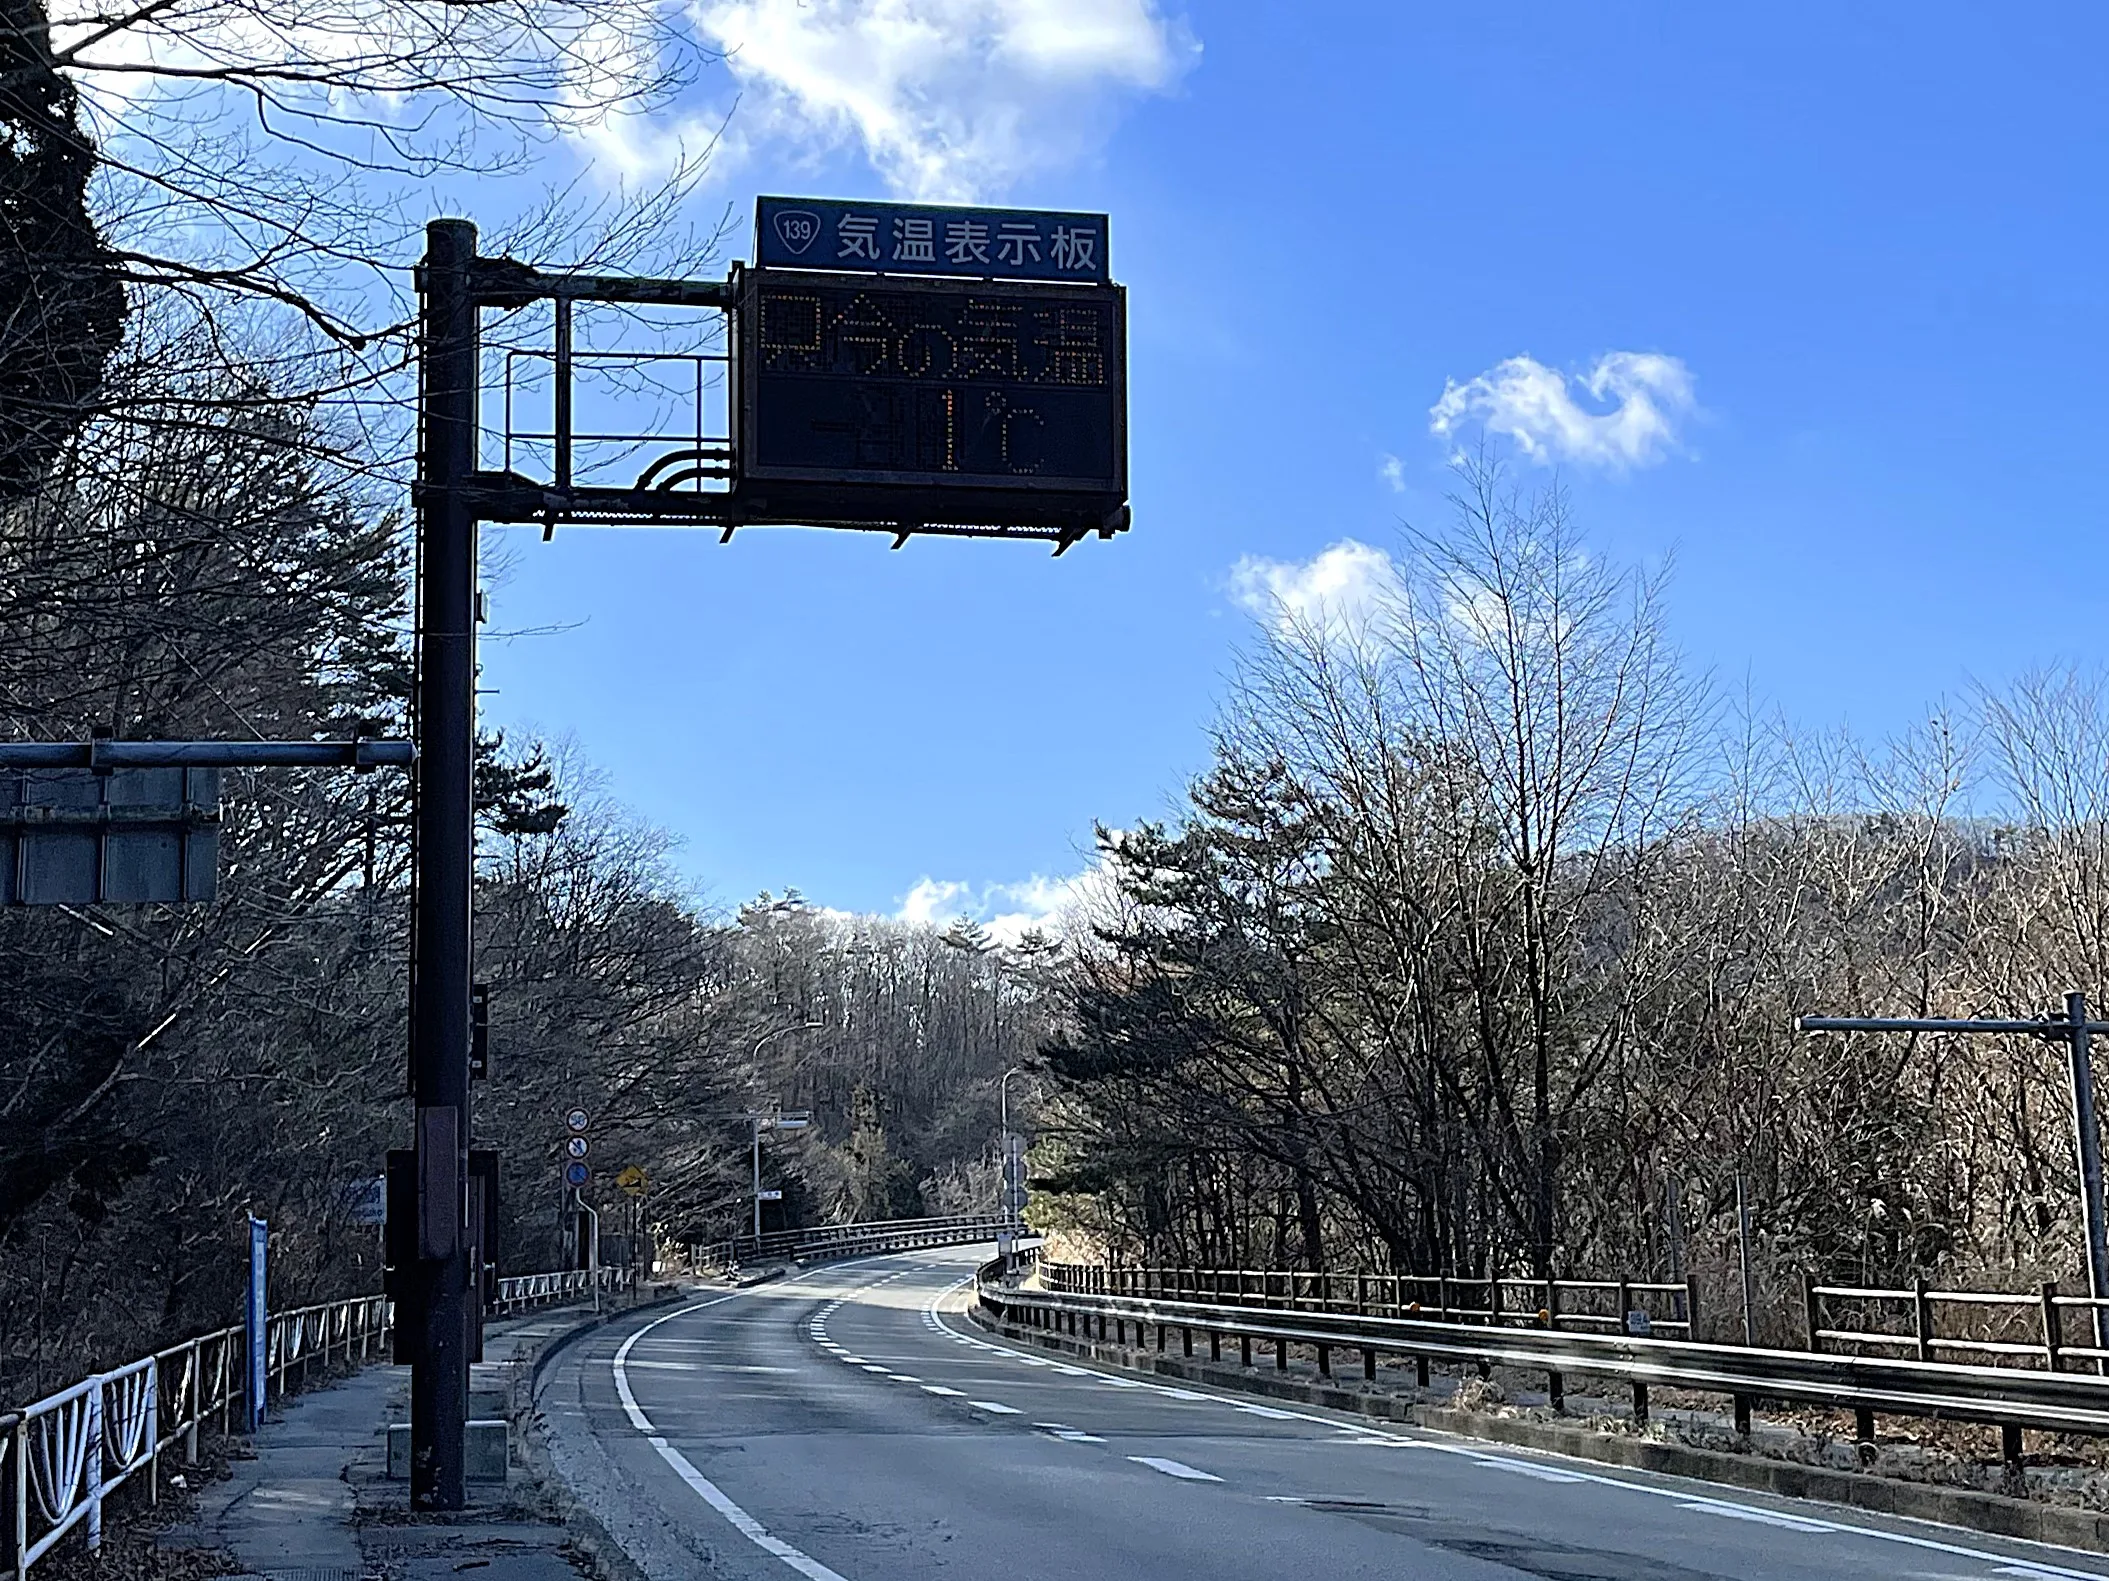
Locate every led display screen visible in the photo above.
<box><xmin>740</xmin><ymin>271</ymin><xmax>1126</xmax><ymax>498</ymax></box>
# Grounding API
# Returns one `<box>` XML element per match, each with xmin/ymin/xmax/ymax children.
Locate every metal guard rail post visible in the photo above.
<box><xmin>980</xmin><ymin>1276</ymin><xmax>2109</xmax><ymax>1445</ymax></box>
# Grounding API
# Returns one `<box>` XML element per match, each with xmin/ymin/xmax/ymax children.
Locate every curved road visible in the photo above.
<box><xmin>539</xmin><ymin>1247</ymin><xmax>2109</xmax><ymax>1581</ymax></box>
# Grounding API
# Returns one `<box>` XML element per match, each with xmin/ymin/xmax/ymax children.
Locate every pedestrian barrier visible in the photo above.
<box><xmin>489</xmin><ymin>1269</ymin><xmax>621</xmax><ymax>1316</ymax></box>
<box><xmin>5</xmin><ymin>1214</ymin><xmax>1007</xmax><ymax>1574</ymax></box>
<box><xmin>2</xmin><ymin>1266</ymin><xmax>618</xmax><ymax>1575</ymax></box>
<box><xmin>1802</xmin><ymin>1276</ymin><xmax>2109</xmax><ymax>1370</ymax></box>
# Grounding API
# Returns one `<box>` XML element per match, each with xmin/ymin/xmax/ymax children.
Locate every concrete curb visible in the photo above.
<box><xmin>969</xmin><ymin>1304</ymin><xmax>2109</xmax><ymax>1555</ymax></box>
<box><xmin>507</xmin><ymin>1285</ymin><xmax>694</xmax><ymax>1581</ymax></box>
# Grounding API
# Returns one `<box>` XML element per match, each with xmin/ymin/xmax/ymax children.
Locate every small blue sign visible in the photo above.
<box><xmin>756</xmin><ymin>196</ymin><xmax>1110</xmax><ymax>285</ymax></box>
<box><xmin>246</xmin><ymin>1215</ymin><xmax>267</xmax><ymax>1430</ymax></box>
<box><xmin>565</xmin><ymin>1161</ymin><xmax>590</xmax><ymax>1187</ymax></box>
<box><xmin>339</xmin><ymin>1175</ymin><xmax>387</xmax><ymax>1227</ymax></box>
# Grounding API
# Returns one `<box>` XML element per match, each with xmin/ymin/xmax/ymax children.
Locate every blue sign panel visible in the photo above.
<box><xmin>565</xmin><ymin>1161</ymin><xmax>590</xmax><ymax>1187</ymax></box>
<box><xmin>756</xmin><ymin>196</ymin><xmax>1110</xmax><ymax>285</ymax></box>
<box><xmin>246</xmin><ymin>1215</ymin><xmax>268</xmax><ymax>1429</ymax></box>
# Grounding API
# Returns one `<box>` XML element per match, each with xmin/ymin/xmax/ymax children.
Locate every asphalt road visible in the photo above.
<box><xmin>539</xmin><ymin>1247</ymin><xmax>2109</xmax><ymax>1581</ymax></box>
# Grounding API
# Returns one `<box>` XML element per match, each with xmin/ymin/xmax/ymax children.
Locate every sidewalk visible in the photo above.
<box><xmin>159</xmin><ymin>1293</ymin><xmax>682</xmax><ymax>1581</ymax></box>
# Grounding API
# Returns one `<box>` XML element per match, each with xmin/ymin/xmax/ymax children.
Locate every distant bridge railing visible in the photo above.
<box><xmin>687</xmin><ymin>1213</ymin><xmax>1015</xmax><ymax>1273</ymax></box>
<box><xmin>3</xmin><ymin>1267</ymin><xmax>619</xmax><ymax>1576</ymax></box>
<box><xmin>980</xmin><ymin>1264</ymin><xmax>2109</xmax><ymax>1479</ymax></box>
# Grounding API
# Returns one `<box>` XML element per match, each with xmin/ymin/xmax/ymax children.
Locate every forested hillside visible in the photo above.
<box><xmin>1031</xmin><ymin>456</ymin><xmax>2109</xmax><ymax>1346</ymax></box>
<box><xmin>0</xmin><ymin>328</ymin><xmax>1048</xmax><ymax>1392</ymax></box>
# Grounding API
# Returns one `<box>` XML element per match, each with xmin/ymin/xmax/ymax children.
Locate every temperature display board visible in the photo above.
<box><xmin>737</xmin><ymin>268</ymin><xmax>1126</xmax><ymax>502</ymax></box>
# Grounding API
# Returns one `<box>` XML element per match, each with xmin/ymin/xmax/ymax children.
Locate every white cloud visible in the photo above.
<box><xmin>1229</xmin><ymin>539</ymin><xmax>1402</xmax><ymax>642</ymax></box>
<box><xmin>687</xmin><ymin>0</ymin><xmax>1197</xmax><ymax>200</ymax></box>
<box><xmin>1378</xmin><ymin>453</ymin><xmax>1406</xmax><ymax>492</ymax></box>
<box><xmin>1428</xmin><ymin>352</ymin><xmax>1697</xmax><ymax>470</ymax></box>
<box><xmin>897</xmin><ymin>876</ymin><xmax>971</xmax><ymax>925</ymax></box>
<box><xmin>894</xmin><ymin>861</ymin><xmax>1115</xmax><ymax>945</ymax></box>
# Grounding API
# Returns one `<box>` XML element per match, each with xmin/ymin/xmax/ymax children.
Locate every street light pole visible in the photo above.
<box><xmin>1000</xmin><ymin>1066</ymin><xmax>1028</xmax><ymax>1226</ymax></box>
<box><xmin>1799</xmin><ymin>996</ymin><xmax>2109</xmax><ymax>1365</ymax></box>
<box><xmin>743</xmin><ymin>1023</ymin><xmax>819</xmax><ymax>1244</ymax></box>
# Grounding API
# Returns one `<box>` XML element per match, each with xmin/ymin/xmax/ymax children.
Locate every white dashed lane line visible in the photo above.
<box><xmin>1481</xmin><ymin>1459</ymin><xmax>1585</xmax><ymax>1483</ymax></box>
<box><xmin>808</xmin><ymin>1267</ymin><xmax>1031</xmax><ymax>1423</ymax></box>
<box><xmin>1130</xmin><ymin>1456</ymin><xmax>1222</xmax><ymax>1482</ymax></box>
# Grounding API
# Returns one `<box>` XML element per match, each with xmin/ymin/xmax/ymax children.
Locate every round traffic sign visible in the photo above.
<box><xmin>566</xmin><ymin>1136</ymin><xmax>589</xmax><ymax>1159</ymax></box>
<box><xmin>564</xmin><ymin>1161</ymin><xmax>590</xmax><ymax>1187</ymax></box>
<box><xmin>565</xmin><ymin>1108</ymin><xmax>590</xmax><ymax>1132</ymax></box>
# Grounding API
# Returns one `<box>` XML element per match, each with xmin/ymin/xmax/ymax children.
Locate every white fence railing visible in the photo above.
<box><xmin>3</xmin><ymin>1268</ymin><xmax>617</xmax><ymax>1576</ymax></box>
<box><xmin>490</xmin><ymin>1268</ymin><xmax>624</xmax><ymax>1315</ymax></box>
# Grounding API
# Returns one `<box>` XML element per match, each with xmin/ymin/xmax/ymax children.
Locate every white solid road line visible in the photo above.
<box><xmin>1130</xmin><ymin>1456</ymin><xmax>1223</xmax><ymax>1482</ymax></box>
<box><xmin>611</xmin><ymin>1270</ymin><xmax>889</xmax><ymax>1581</ymax></box>
<box><xmin>649</xmin><ymin>1433</ymin><xmax>851</xmax><ymax>1581</ymax></box>
<box><xmin>613</xmin><ymin>1293</ymin><xmax>737</xmax><ymax>1432</ymax></box>
<box><xmin>921</xmin><ymin>1271</ymin><xmax>2109</xmax><ymax>1580</ymax></box>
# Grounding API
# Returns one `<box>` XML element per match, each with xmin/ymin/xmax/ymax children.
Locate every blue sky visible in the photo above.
<box><xmin>469</xmin><ymin>2</ymin><xmax>2109</xmax><ymax>928</ymax></box>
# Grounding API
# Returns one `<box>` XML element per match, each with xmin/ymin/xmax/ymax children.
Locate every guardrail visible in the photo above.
<box><xmin>688</xmin><ymin>1213</ymin><xmax>1015</xmax><ymax>1272</ymax></box>
<box><xmin>3</xmin><ymin>1266</ymin><xmax>621</xmax><ymax>1575</ymax></box>
<box><xmin>977</xmin><ymin>1268</ymin><xmax>2109</xmax><ymax>1475</ymax></box>
<box><xmin>1043</xmin><ymin>1264</ymin><xmax>1697</xmax><ymax>1338</ymax></box>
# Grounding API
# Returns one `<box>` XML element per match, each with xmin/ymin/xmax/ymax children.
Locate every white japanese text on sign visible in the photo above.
<box><xmin>757</xmin><ymin>197</ymin><xmax>1110</xmax><ymax>285</ymax></box>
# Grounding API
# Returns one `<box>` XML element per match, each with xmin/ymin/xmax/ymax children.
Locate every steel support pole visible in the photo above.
<box><xmin>1664</xmin><ymin>1175</ymin><xmax>1687</xmax><ymax>1325</ymax></box>
<box><xmin>409</xmin><ymin>217</ymin><xmax>479</xmax><ymax>1510</ymax></box>
<box><xmin>1735</xmin><ymin>1173</ymin><xmax>1757</xmax><ymax>1346</ymax></box>
<box><xmin>2067</xmin><ymin>992</ymin><xmax>2109</xmax><ymax>1367</ymax></box>
<box><xmin>753</xmin><ymin>1118</ymin><xmax>763</xmax><ymax>1241</ymax></box>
